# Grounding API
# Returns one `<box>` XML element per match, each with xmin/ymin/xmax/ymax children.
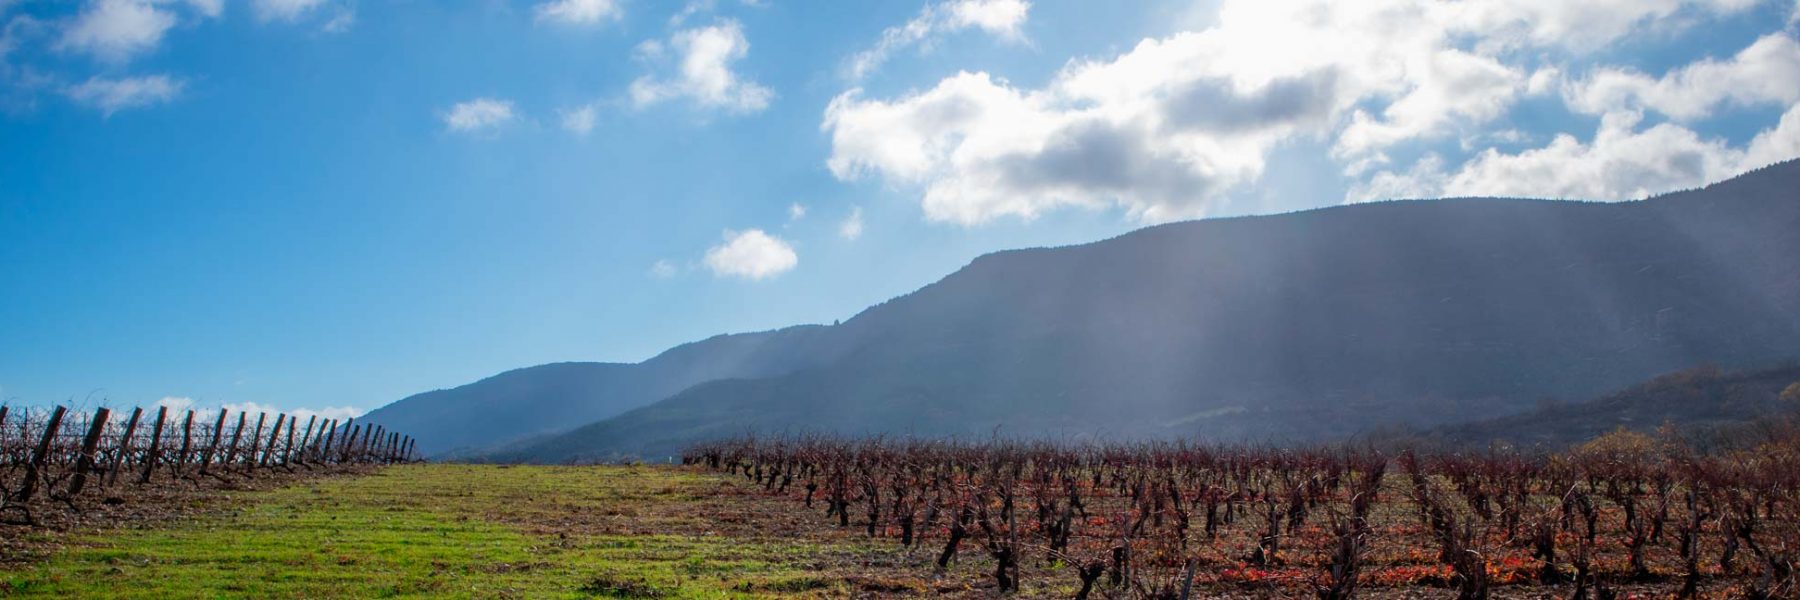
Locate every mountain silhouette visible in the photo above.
<box><xmin>367</xmin><ymin>161</ymin><xmax>1800</xmax><ymax>461</ymax></box>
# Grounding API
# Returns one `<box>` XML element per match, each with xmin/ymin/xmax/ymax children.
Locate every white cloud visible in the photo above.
<box><xmin>838</xmin><ymin>206</ymin><xmax>864</xmax><ymax>240</ymax></box>
<box><xmin>560</xmin><ymin>103</ymin><xmax>598</xmax><ymax>135</ymax></box>
<box><xmin>156</xmin><ymin>396</ymin><xmax>196</xmax><ymax>413</ymax></box>
<box><xmin>703</xmin><ymin>229</ymin><xmax>796</xmax><ymax>280</ymax></box>
<box><xmin>847</xmin><ymin>0</ymin><xmax>1030</xmax><ymax>80</ymax></box>
<box><xmin>1565</xmin><ymin>33</ymin><xmax>1800</xmax><ymax>121</ymax></box>
<box><xmin>1351</xmin><ymin>108</ymin><xmax>1800</xmax><ymax>202</ymax></box>
<box><xmin>787</xmin><ymin>202</ymin><xmax>806</xmax><ymax>220</ymax></box>
<box><xmin>185</xmin><ymin>0</ymin><xmax>224</xmax><ymax>19</ymax></box>
<box><xmin>216</xmin><ymin>401</ymin><xmax>361</xmax><ymax>422</ymax></box>
<box><xmin>65</xmin><ymin>74</ymin><xmax>182</xmax><ymax>115</ymax></box>
<box><xmin>1446</xmin><ymin>0</ymin><xmax>1759</xmax><ymax>53</ymax></box>
<box><xmin>821</xmin><ymin>0</ymin><xmax>1763</xmax><ymax>225</ymax></box>
<box><xmin>629</xmin><ymin>20</ymin><xmax>772</xmax><ymax>113</ymax></box>
<box><xmin>1334</xmin><ymin>48</ymin><xmax>1525</xmax><ymax>162</ymax></box>
<box><xmin>535</xmin><ymin>0</ymin><xmax>621</xmax><ymax>26</ymax></box>
<box><xmin>151</xmin><ymin>400</ymin><xmax>365</xmax><ymax>423</ymax></box>
<box><xmin>670</xmin><ymin>0</ymin><xmax>710</xmax><ymax>26</ymax></box>
<box><xmin>649</xmin><ymin>259</ymin><xmax>678</xmax><ymax>278</ymax></box>
<box><xmin>1526</xmin><ymin>66</ymin><xmax>1562</xmax><ymax>96</ymax></box>
<box><xmin>2</xmin><ymin>14</ymin><xmax>45</xmax><ymax>62</ymax></box>
<box><xmin>1743</xmin><ymin>103</ymin><xmax>1800</xmax><ymax>171</ymax></box>
<box><xmin>321</xmin><ymin>9</ymin><xmax>355</xmax><ymax>33</ymax></box>
<box><xmin>288</xmin><ymin>405</ymin><xmax>363</xmax><ymax>422</ymax></box>
<box><xmin>823</xmin><ymin>63</ymin><xmax>1337</xmax><ymax>224</ymax></box>
<box><xmin>441</xmin><ymin>97</ymin><xmax>516</xmax><ymax>134</ymax></box>
<box><xmin>253</xmin><ymin>0</ymin><xmax>328</xmax><ymax>23</ymax></box>
<box><xmin>56</xmin><ymin>0</ymin><xmax>177</xmax><ymax>63</ymax></box>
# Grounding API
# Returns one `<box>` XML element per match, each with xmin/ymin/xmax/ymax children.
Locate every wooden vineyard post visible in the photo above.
<box><xmin>245</xmin><ymin>413</ymin><xmax>266</xmax><ymax>471</ymax></box>
<box><xmin>17</xmin><ymin>406</ymin><xmax>68</xmax><ymax>502</ymax></box>
<box><xmin>199</xmin><ymin>409</ymin><xmax>228</xmax><ymax>474</ymax></box>
<box><xmin>106</xmin><ymin>407</ymin><xmax>143</xmax><ymax>487</ymax></box>
<box><xmin>319</xmin><ymin>420</ymin><xmax>339</xmax><ymax>465</ymax></box>
<box><xmin>223</xmin><ymin>412</ymin><xmax>248</xmax><ymax>470</ymax></box>
<box><xmin>340</xmin><ymin>422</ymin><xmax>359</xmax><ymax>463</ymax></box>
<box><xmin>175</xmin><ymin>410</ymin><xmax>194</xmax><ymax>477</ymax></box>
<box><xmin>296</xmin><ymin>416</ymin><xmax>317</xmax><ymax>465</ymax></box>
<box><xmin>368</xmin><ymin>426</ymin><xmax>383</xmax><ymax>462</ymax></box>
<box><xmin>276</xmin><ymin>414</ymin><xmax>291</xmax><ymax>465</ymax></box>
<box><xmin>260</xmin><ymin>414</ymin><xmax>286</xmax><ymax>468</ymax></box>
<box><xmin>282</xmin><ymin>416</ymin><xmax>298</xmax><ymax>466</ymax></box>
<box><xmin>66</xmin><ymin>407</ymin><xmax>112</xmax><ymax>497</ymax></box>
<box><xmin>359</xmin><ymin>426</ymin><xmax>375</xmax><ymax>463</ymax></box>
<box><xmin>137</xmin><ymin>406</ymin><xmax>168</xmax><ymax>484</ymax></box>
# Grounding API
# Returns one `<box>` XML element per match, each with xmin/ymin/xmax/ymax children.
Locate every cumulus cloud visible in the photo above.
<box><xmin>1744</xmin><ymin>103</ymin><xmax>1800</xmax><ymax>170</ymax></box>
<box><xmin>703</xmin><ymin>229</ymin><xmax>796</xmax><ymax>280</ymax></box>
<box><xmin>149</xmin><ymin>398</ymin><xmax>361</xmax><ymax>423</ymax></box>
<box><xmin>56</xmin><ymin>0</ymin><xmax>177</xmax><ymax>63</ymax></box>
<box><xmin>535</xmin><ymin>0</ymin><xmax>622</xmax><ymax>26</ymax></box>
<box><xmin>560</xmin><ymin>103</ymin><xmax>598</xmax><ymax>135</ymax></box>
<box><xmin>1352</xmin><ymin>107</ymin><xmax>1800</xmax><ymax>202</ymax></box>
<box><xmin>823</xmin><ymin>64</ymin><xmax>1338</xmax><ymax>224</ymax></box>
<box><xmin>787</xmin><ymin>202</ymin><xmax>806</xmax><ymax>221</ymax></box>
<box><xmin>649</xmin><ymin>259</ymin><xmax>678</xmax><ymax>278</ymax></box>
<box><xmin>1446</xmin><ymin>0</ymin><xmax>1758</xmax><ymax>53</ymax></box>
<box><xmin>822</xmin><ymin>0</ymin><xmax>1764</xmax><ymax>225</ymax></box>
<box><xmin>839</xmin><ymin>206</ymin><xmax>864</xmax><ymax>240</ymax></box>
<box><xmin>65</xmin><ymin>74</ymin><xmax>182</xmax><ymax>115</ymax></box>
<box><xmin>629</xmin><ymin>20</ymin><xmax>772</xmax><ymax>113</ymax></box>
<box><xmin>441</xmin><ymin>97</ymin><xmax>516</xmax><ymax>134</ymax></box>
<box><xmin>1565</xmin><ymin>33</ymin><xmax>1800</xmax><ymax>121</ymax></box>
<box><xmin>847</xmin><ymin>0</ymin><xmax>1030</xmax><ymax>80</ymax></box>
<box><xmin>253</xmin><ymin>0</ymin><xmax>329</xmax><ymax>23</ymax></box>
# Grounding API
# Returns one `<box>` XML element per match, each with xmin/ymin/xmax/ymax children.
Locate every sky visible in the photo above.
<box><xmin>3</xmin><ymin>0</ymin><xmax>1799</xmax><ymax>418</ymax></box>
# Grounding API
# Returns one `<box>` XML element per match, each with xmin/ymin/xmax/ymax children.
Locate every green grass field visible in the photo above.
<box><xmin>13</xmin><ymin>461</ymin><xmax>1757</xmax><ymax>599</ymax></box>
<box><xmin>2</xmin><ymin>465</ymin><xmax>885</xmax><ymax>599</ymax></box>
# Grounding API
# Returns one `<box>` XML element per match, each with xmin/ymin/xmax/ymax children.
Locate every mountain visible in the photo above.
<box><xmin>359</xmin><ymin>325</ymin><xmax>850</xmax><ymax>456</ymax></box>
<box><xmin>486</xmin><ymin>160</ymin><xmax>1800</xmax><ymax>462</ymax></box>
<box><xmin>1430</xmin><ymin>363</ymin><xmax>1800</xmax><ymax>448</ymax></box>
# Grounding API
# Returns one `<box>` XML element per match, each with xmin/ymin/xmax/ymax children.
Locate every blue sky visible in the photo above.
<box><xmin>3</xmin><ymin>0</ymin><xmax>1798</xmax><ymax>417</ymax></box>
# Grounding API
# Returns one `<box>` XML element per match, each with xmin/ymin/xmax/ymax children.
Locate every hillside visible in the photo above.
<box><xmin>1431</xmin><ymin>363</ymin><xmax>1800</xmax><ymax>448</ymax></box>
<box><xmin>480</xmin><ymin>161</ymin><xmax>1800</xmax><ymax>462</ymax></box>
<box><xmin>358</xmin><ymin>325</ymin><xmax>850</xmax><ymax>456</ymax></box>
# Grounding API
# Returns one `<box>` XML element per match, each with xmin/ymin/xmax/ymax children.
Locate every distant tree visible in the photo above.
<box><xmin>1571</xmin><ymin>427</ymin><xmax>1659</xmax><ymax>466</ymax></box>
<box><xmin>1782</xmin><ymin>382</ymin><xmax>1800</xmax><ymax>411</ymax></box>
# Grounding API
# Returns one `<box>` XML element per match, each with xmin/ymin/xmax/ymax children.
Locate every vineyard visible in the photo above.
<box><xmin>686</xmin><ymin>424</ymin><xmax>1800</xmax><ymax>599</ymax></box>
<box><xmin>0</xmin><ymin>403</ymin><xmax>415</xmax><ymax>533</ymax></box>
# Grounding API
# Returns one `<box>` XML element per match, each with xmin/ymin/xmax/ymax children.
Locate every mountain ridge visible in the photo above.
<box><xmin>369</xmin><ymin>160</ymin><xmax>1800</xmax><ymax>461</ymax></box>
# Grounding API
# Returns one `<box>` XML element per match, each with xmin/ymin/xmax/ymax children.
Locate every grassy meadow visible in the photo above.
<box><xmin>2</xmin><ymin>465</ymin><xmax>889</xmax><ymax>599</ymax></box>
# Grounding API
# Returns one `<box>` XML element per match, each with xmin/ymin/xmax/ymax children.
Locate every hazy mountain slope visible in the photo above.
<box><xmin>495</xmin><ymin>161</ymin><xmax>1800</xmax><ymax>462</ymax></box>
<box><xmin>1432</xmin><ymin>363</ymin><xmax>1800</xmax><ymax>448</ymax></box>
<box><xmin>359</xmin><ymin>325</ymin><xmax>849</xmax><ymax>456</ymax></box>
